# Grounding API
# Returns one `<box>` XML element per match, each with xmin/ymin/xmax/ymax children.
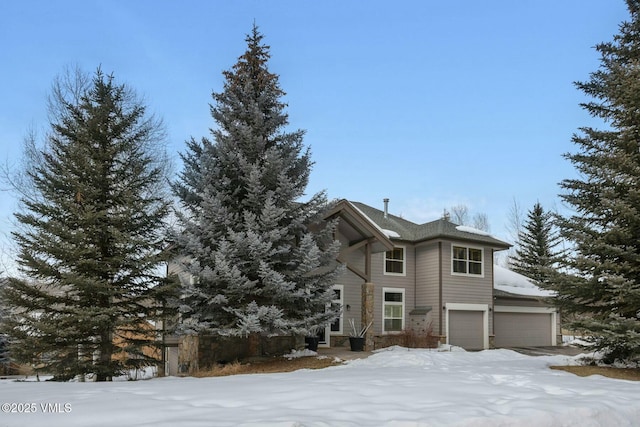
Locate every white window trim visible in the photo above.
<box><xmin>384</xmin><ymin>245</ymin><xmax>406</xmax><ymax>276</ymax></box>
<box><xmin>451</xmin><ymin>244</ymin><xmax>484</xmax><ymax>278</ymax></box>
<box><xmin>330</xmin><ymin>285</ymin><xmax>344</xmax><ymax>336</ymax></box>
<box><xmin>382</xmin><ymin>287</ymin><xmax>405</xmax><ymax>334</ymax></box>
<box><xmin>494</xmin><ymin>306</ymin><xmax>558</xmax><ymax>346</ymax></box>
<box><xmin>444</xmin><ymin>303</ymin><xmax>489</xmax><ymax>349</ymax></box>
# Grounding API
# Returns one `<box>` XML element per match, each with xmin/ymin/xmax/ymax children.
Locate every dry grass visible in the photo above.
<box><xmin>551</xmin><ymin>365</ymin><xmax>640</xmax><ymax>381</ymax></box>
<box><xmin>193</xmin><ymin>356</ymin><xmax>343</xmax><ymax>377</ymax></box>
<box><xmin>194</xmin><ymin>354</ymin><xmax>640</xmax><ymax>382</ymax></box>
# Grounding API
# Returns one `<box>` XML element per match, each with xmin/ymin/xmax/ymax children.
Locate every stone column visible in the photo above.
<box><xmin>362</xmin><ymin>282</ymin><xmax>375</xmax><ymax>350</ymax></box>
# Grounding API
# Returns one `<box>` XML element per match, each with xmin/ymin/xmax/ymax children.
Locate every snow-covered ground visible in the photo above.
<box><xmin>1</xmin><ymin>347</ymin><xmax>639</xmax><ymax>427</ymax></box>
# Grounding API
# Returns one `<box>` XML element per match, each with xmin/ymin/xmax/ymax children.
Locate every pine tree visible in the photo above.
<box><xmin>509</xmin><ymin>202</ymin><xmax>563</xmax><ymax>288</ymax></box>
<box><xmin>173</xmin><ymin>25</ymin><xmax>342</xmax><ymax>338</ymax></box>
<box><xmin>557</xmin><ymin>0</ymin><xmax>640</xmax><ymax>363</ymax></box>
<box><xmin>1</xmin><ymin>68</ymin><xmax>175</xmax><ymax>381</ymax></box>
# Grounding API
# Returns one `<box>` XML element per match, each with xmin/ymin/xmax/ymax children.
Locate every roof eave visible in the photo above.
<box><xmin>324</xmin><ymin>199</ymin><xmax>395</xmax><ymax>252</ymax></box>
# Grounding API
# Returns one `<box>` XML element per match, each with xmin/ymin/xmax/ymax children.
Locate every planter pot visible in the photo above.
<box><xmin>305</xmin><ymin>336</ymin><xmax>319</xmax><ymax>351</ymax></box>
<box><xmin>349</xmin><ymin>336</ymin><xmax>365</xmax><ymax>352</ymax></box>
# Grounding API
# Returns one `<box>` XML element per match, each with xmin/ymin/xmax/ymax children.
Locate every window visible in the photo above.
<box><xmin>330</xmin><ymin>285</ymin><xmax>344</xmax><ymax>334</ymax></box>
<box><xmin>383</xmin><ymin>288</ymin><xmax>405</xmax><ymax>333</ymax></box>
<box><xmin>452</xmin><ymin>245</ymin><xmax>483</xmax><ymax>276</ymax></box>
<box><xmin>384</xmin><ymin>247</ymin><xmax>405</xmax><ymax>275</ymax></box>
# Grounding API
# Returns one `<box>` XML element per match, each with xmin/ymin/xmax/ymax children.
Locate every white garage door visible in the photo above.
<box><xmin>494</xmin><ymin>312</ymin><xmax>552</xmax><ymax>347</ymax></box>
<box><xmin>448</xmin><ymin>310</ymin><xmax>484</xmax><ymax>350</ymax></box>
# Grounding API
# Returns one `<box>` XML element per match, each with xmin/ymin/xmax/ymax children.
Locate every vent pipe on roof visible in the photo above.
<box><xmin>383</xmin><ymin>198</ymin><xmax>389</xmax><ymax>219</ymax></box>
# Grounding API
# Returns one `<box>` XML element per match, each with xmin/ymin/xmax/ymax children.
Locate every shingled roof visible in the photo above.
<box><xmin>350</xmin><ymin>201</ymin><xmax>511</xmax><ymax>249</ymax></box>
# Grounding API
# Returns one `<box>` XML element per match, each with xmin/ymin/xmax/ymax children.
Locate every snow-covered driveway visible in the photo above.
<box><xmin>1</xmin><ymin>347</ymin><xmax>638</xmax><ymax>426</ymax></box>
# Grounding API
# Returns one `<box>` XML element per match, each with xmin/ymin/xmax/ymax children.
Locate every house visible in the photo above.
<box><xmin>492</xmin><ymin>265</ymin><xmax>559</xmax><ymax>347</ymax></box>
<box><xmin>321</xmin><ymin>199</ymin><xmax>560</xmax><ymax>351</ymax></box>
<box><xmin>161</xmin><ymin>198</ymin><xmax>560</xmax><ymax>374</ymax></box>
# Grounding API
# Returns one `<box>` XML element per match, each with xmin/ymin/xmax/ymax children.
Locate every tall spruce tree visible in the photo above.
<box><xmin>173</xmin><ymin>25</ymin><xmax>342</xmax><ymax>338</ymax></box>
<box><xmin>509</xmin><ymin>202</ymin><xmax>563</xmax><ymax>288</ymax></box>
<box><xmin>557</xmin><ymin>0</ymin><xmax>640</xmax><ymax>363</ymax></box>
<box><xmin>1</xmin><ymin>68</ymin><xmax>175</xmax><ymax>381</ymax></box>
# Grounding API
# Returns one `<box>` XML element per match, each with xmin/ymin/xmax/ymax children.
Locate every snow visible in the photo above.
<box><xmin>2</xmin><ymin>347</ymin><xmax>639</xmax><ymax>426</ymax></box>
<box><xmin>349</xmin><ymin>202</ymin><xmax>401</xmax><ymax>240</ymax></box>
<box><xmin>382</xmin><ymin>228</ymin><xmax>400</xmax><ymax>238</ymax></box>
<box><xmin>494</xmin><ymin>264</ymin><xmax>555</xmax><ymax>297</ymax></box>
<box><xmin>455</xmin><ymin>225</ymin><xmax>493</xmax><ymax>236</ymax></box>
<box><xmin>282</xmin><ymin>349</ymin><xmax>321</xmax><ymax>359</ymax></box>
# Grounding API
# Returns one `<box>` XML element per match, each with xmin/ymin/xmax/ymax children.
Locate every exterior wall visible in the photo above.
<box><xmin>167</xmin><ymin>255</ymin><xmax>192</xmax><ymax>285</ymax></box>
<box><xmin>494</xmin><ymin>296</ymin><xmax>548</xmax><ymax>308</ymax></box>
<box><xmin>337</xmin><ymin>269</ymin><xmax>365</xmax><ymax>338</ymax></box>
<box><xmin>334</xmin><ymin>231</ymin><xmax>366</xmax><ymax>335</ymax></box>
<box><xmin>440</xmin><ymin>241</ymin><xmax>495</xmax><ymax>337</ymax></box>
<box><xmin>370</xmin><ymin>243</ymin><xmax>416</xmax><ymax>336</ymax></box>
<box><xmin>415</xmin><ymin>242</ymin><xmax>441</xmax><ymax>334</ymax></box>
<box><xmin>331</xmin><ymin>230</ymin><xmax>520</xmax><ymax>350</ymax></box>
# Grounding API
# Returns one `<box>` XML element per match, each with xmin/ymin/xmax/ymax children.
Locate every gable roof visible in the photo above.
<box><xmin>349</xmin><ymin>201</ymin><xmax>511</xmax><ymax>249</ymax></box>
<box><xmin>324</xmin><ymin>199</ymin><xmax>395</xmax><ymax>253</ymax></box>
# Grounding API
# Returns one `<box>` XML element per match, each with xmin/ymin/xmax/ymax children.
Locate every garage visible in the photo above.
<box><xmin>448</xmin><ymin>309</ymin><xmax>485</xmax><ymax>350</ymax></box>
<box><xmin>494</xmin><ymin>308</ymin><xmax>556</xmax><ymax>347</ymax></box>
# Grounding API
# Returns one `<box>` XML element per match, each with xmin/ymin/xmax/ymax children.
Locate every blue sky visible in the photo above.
<box><xmin>0</xmin><ymin>1</ymin><xmax>631</xmax><ymax>272</ymax></box>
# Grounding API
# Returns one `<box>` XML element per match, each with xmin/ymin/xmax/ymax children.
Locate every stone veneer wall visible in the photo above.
<box><xmin>362</xmin><ymin>282</ymin><xmax>375</xmax><ymax>351</ymax></box>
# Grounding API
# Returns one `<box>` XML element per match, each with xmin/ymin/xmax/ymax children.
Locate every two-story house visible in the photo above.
<box><xmin>322</xmin><ymin>199</ymin><xmax>560</xmax><ymax>351</ymax></box>
<box><xmin>163</xmin><ymin>198</ymin><xmax>560</xmax><ymax>374</ymax></box>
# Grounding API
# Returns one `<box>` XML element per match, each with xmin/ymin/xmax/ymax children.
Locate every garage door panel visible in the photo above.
<box><xmin>449</xmin><ymin>310</ymin><xmax>483</xmax><ymax>350</ymax></box>
<box><xmin>494</xmin><ymin>312</ymin><xmax>552</xmax><ymax>347</ymax></box>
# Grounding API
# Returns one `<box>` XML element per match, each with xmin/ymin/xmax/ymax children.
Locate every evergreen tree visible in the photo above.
<box><xmin>0</xmin><ymin>334</ymin><xmax>8</xmax><ymax>370</ymax></box>
<box><xmin>173</xmin><ymin>25</ymin><xmax>342</xmax><ymax>338</ymax></box>
<box><xmin>0</xmin><ymin>283</ymin><xmax>8</xmax><ymax>369</ymax></box>
<box><xmin>509</xmin><ymin>202</ymin><xmax>563</xmax><ymax>288</ymax></box>
<box><xmin>0</xmin><ymin>68</ymin><xmax>175</xmax><ymax>381</ymax></box>
<box><xmin>557</xmin><ymin>0</ymin><xmax>640</xmax><ymax>363</ymax></box>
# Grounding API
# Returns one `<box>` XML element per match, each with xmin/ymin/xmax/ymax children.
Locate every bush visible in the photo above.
<box><xmin>399</xmin><ymin>324</ymin><xmax>439</xmax><ymax>349</ymax></box>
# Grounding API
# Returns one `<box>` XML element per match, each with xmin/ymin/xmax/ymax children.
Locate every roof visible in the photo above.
<box><xmin>349</xmin><ymin>201</ymin><xmax>511</xmax><ymax>249</ymax></box>
<box><xmin>493</xmin><ymin>265</ymin><xmax>555</xmax><ymax>298</ymax></box>
<box><xmin>324</xmin><ymin>200</ymin><xmax>395</xmax><ymax>253</ymax></box>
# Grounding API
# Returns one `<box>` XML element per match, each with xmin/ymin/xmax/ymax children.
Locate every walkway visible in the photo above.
<box><xmin>317</xmin><ymin>346</ymin><xmax>373</xmax><ymax>361</ymax></box>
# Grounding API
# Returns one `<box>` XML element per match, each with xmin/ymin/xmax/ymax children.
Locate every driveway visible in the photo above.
<box><xmin>506</xmin><ymin>345</ymin><xmax>587</xmax><ymax>357</ymax></box>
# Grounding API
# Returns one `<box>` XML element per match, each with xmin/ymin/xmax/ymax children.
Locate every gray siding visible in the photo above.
<box><xmin>440</xmin><ymin>241</ymin><xmax>495</xmax><ymax>336</ymax></box>
<box><xmin>415</xmin><ymin>242</ymin><xmax>441</xmax><ymax>334</ymax></box>
<box><xmin>338</xmin><ymin>269</ymin><xmax>365</xmax><ymax>332</ymax></box>
<box><xmin>333</xmin><ymin>231</ymin><xmax>514</xmax><ymax>342</ymax></box>
<box><xmin>494</xmin><ymin>296</ymin><xmax>548</xmax><ymax>308</ymax></box>
<box><xmin>167</xmin><ymin>256</ymin><xmax>193</xmax><ymax>287</ymax></box>
<box><xmin>370</xmin><ymin>243</ymin><xmax>415</xmax><ymax>335</ymax></box>
<box><xmin>334</xmin><ymin>231</ymin><xmax>366</xmax><ymax>331</ymax></box>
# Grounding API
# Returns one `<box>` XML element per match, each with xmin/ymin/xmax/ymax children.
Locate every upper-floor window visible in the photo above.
<box><xmin>384</xmin><ymin>247</ymin><xmax>405</xmax><ymax>275</ymax></box>
<box><xmin>452</xmin><ymin>245</ymin><xmax>483</xmax><ymax>276</ymax></box>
